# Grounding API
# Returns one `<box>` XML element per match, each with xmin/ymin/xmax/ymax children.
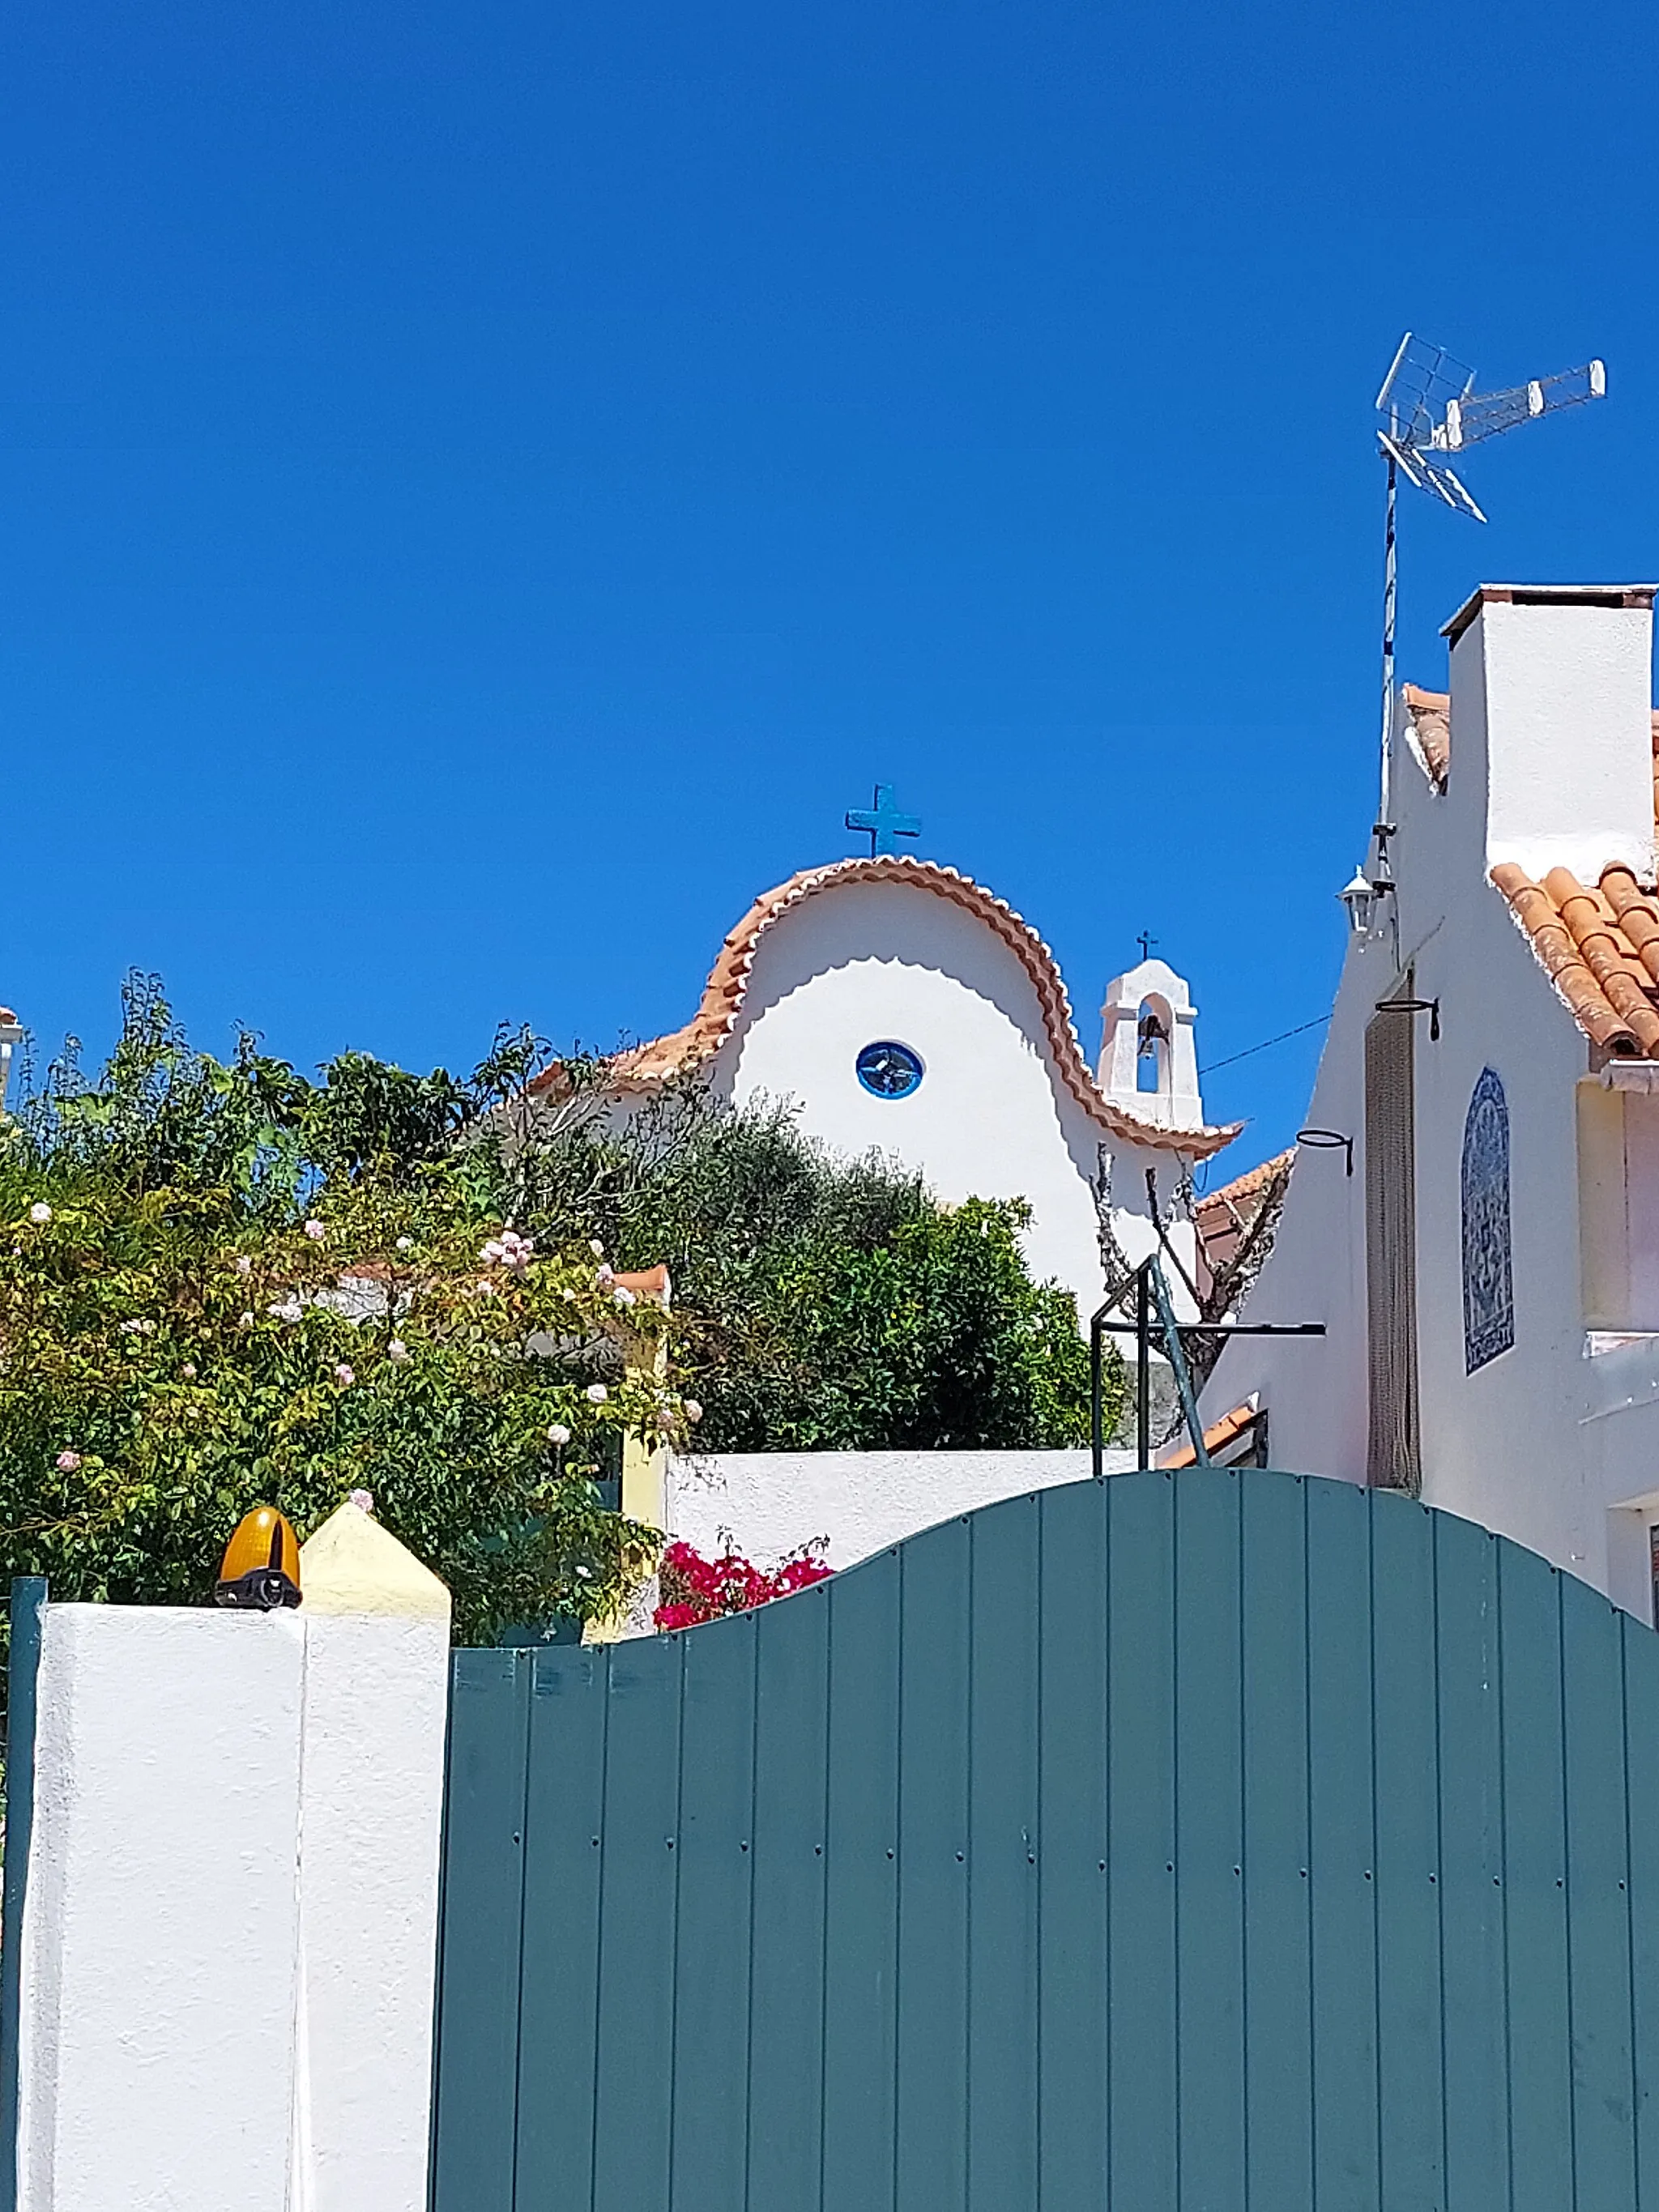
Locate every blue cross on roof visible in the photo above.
<box><xmin>845</xmin><ymin>782</ymin><xmax>921</xmax><ymax>857</ymax></box>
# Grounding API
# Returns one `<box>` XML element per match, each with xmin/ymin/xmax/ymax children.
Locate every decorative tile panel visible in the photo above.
<box><xmin>1461</xmin><ymin>1067</ymin><xmax>1515</xmax><ymax>1373</ymax></box>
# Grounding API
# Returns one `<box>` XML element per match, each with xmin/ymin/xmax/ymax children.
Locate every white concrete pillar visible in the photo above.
<box><xmin>292</xmin><ymin>1502</ymin><xmax>451</xmax><ymax>2212</ymax></box>
<box><xmin>16</xmin><ymin>1606</ymin><xmax>308</xmax><ymax>2212</ymax></box>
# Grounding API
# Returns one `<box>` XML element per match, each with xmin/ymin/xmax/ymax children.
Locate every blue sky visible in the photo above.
<box><xmin>3</xmin><ymin>0</ymin><xmax>1656</xmax><ymax>1184</ymax></box>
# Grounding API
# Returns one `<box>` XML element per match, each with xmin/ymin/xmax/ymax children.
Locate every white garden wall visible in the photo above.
<box><xmin>664</xmin><ymin>1446</ymin><xmax>1136</xmax><ymax>1574</ymax></box>
<box><xmin>10</xmin><ymin>1506</ymin><xmax>450</xmax><ymax>2212</ymax></box>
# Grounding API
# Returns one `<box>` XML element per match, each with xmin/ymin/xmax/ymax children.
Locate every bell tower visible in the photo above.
<box><xmin>1099</xmin><ymin>957</ymin><xmax>1205</xmax><ymax>1131</ymax></box>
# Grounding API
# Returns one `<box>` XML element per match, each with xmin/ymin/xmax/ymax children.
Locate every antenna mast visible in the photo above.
<box><xmin>1369</xmin><ymin>335</ymin><xmax>1606</xmax><ymax>884</ymax></box>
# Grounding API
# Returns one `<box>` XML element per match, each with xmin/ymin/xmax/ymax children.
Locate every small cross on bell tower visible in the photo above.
<box><xmin>845</xmin><ymin>783</ymin><xmax>921</xmax><ymax>857</ymax></box>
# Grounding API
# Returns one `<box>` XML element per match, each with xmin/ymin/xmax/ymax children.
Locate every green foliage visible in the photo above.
<box><xmin>0</xmin><ymin>979</ymin><xmax>672</xmax><ymax>1645</ymax></box>
<box><xmin>505</xmin><ymin>1086</ymin><xmax>1116</xmax><ymax>1451</ymax></box>
<box><xmin>0</xmin><ymin>979</ymin><xmax>1120</xmax><ymax>1650</ymax></box>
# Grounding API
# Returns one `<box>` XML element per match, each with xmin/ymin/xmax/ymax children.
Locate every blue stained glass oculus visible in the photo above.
<box><xmin>1461</xmin><ymin>1066</ymin><xmax>1515</xmax><ymax>1373</ymax></box>
<box><xmin>856</xmin><ymin>1040</ymin><xmax>924</xmax><ymax>1098</ymax></box>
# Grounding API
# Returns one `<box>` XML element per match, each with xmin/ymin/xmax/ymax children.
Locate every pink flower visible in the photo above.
<box><xmin>55</xmin><ymin>1449</ymin><xmax>81</xmax><ymax>1472</ymax></box>
<box><xmin>335</xmin><ymin>1362</ymin><xmax>355</xmax><ymax>1385</ymax></box>
<box><xmin>304</xmin><ymin>1219</ymin><xmax>326</xmax><ymax>1242</ymax></box>
<box><xmin>585</xmin><ymin>1383</ymin><xmax>608</xmax><ymax>1404</ymax></box>
<box><xmin>349</xmin><ymin>1488</ymin><xmax>374</xmax><ymax>1515</ymax></box>
<box><xmin>181</xmin><ymin>1362</ymin><xmax>198</xmax><ymax>1379</ymax></box>
<box><xmin>595</xmin><ymin>1264</ymin><xmax>614</xmax><ymax>1286</ymax></box>
<box><xmin>684</xmin><ymin>1400</ymin><xmax>703</xmax><ymax>1423</ymax></box>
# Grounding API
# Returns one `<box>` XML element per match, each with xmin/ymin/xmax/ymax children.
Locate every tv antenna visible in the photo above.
<box><xmin>1371</xmin><ymin>335</ymin><xmax>1606</xmax><ymax>857</ymax></box>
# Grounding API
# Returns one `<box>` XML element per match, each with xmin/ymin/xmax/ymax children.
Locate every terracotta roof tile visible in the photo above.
<box><xmin>1492</xmin><ymin>860</ymin><xmax>1659</xmax><ymax>1057</ymax></box>
<box><xmin>1401</xmin><ymin>684</ymin><xmax>1450</xmax><ymax>790</ymax></box>
<box><xmin>1158</xmin><ymin>1400</ymin><xmax>1260</xmax><ymax>1470</ymax></box>
<box><xmin>535</xmin><ymin>856</ymin><xmax>1242</xmax><ymax>1159</ymax></box>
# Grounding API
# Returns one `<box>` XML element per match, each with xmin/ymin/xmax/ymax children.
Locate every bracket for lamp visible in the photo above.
<box><xmin>1296</xmin><ymin>1127</ymin><xmax>1354</xmax><ymax>1177</ymax></box>
<box><xmin>1374</xmin><ymin>995</ymin><xmax>1439</xmax><ymax>1042</ymax></box>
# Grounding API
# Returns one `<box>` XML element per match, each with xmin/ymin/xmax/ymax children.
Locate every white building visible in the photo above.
<box><xmin>545</xmin><ymin>854</ymin><xmax>1241</xmax><ymax>1325</ymax></box>
<box><xmin>1202</xmin><ymin>582</ymin><xmax>1659</xmax><ymax>1621</ymax></box>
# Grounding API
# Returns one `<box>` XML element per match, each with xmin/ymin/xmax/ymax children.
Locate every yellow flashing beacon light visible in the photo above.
<box><xmin>215</xmin><ymin>1506</ymin><xmax>302</xmax><ymax>1610</ymax></box>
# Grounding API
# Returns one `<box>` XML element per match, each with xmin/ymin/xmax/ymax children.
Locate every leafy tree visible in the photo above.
<box><xmin>0</xmin><ymin>979</ymin><xmax>672</xmax><ymax>1645</ymax></box>
<box><xmin>503</xmin><ymin>1084</ymin><xmax>1115</xmax><ymax>1451</ymax></box>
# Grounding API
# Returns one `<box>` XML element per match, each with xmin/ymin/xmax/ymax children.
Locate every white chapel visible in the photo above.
<box><xmin>550</xmin><ymin>850</ymin><xmax>1241</xmax><ymax>1328</ymax></box>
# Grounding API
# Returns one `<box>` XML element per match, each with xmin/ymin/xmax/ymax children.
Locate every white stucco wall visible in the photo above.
<box><xmin>703</xmin><ymin>874</ymin><xmax>1203</xmax><ymax>1319</ymax></box>
<box><xmin>13</xmin><ymin>1562</ymin><xmax>450</xmax><ymax>2212</ymax></box>
<box><xmin>1205</xmin><ymin>590</ymin><xmax>1659</xmax><ymax>1616</ymax></box>
<box><xmin>663</xmin><ymin>1447</ymin><xmax>1135</xmax><ymax>1575</ymax></box>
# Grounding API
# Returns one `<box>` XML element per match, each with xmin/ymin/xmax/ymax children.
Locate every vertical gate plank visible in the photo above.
<box><xmin>747</xmin><ymin>1583</ymin><xmax>833</xmax><ymax>2212</ymax></box>
<box><xmin>1241</xmin><ymin>1473</ymin><xmax>1313</xmax><ymax>2210</ymax></box>
<box><xmin>670</xmin><ymin>1609</ymin><xmax>759</xmax><ymax>2212</ymax></box>
<box><xmin>1499</xmin><ymin>1549</ymin><xmax>1573</xmax><ymax>2212</ymax></box>
<box><xmin>1306</xmin><ymin>1475</ymin><xmax>1379</xmax><ymax>2210</ymax></box>
<box><xmin>591</xmin><ymin>1636</ymin><xmax>683</xmax><ymax>2212</ymax></box>
<box><xmin>512</xmin><ymin>1647</ymin><xmax>609</xmax><ymax>2212</ymax></box>
<box><xmin>1561</xmin><ymin>1576</ymin><xmax>1636</xmax><ymax>2209</ymax></box>
<box><xmin>1622</xmin><ymin>1615</ymin><xmax>1659</xmax><ymax>2207</ymax></box>
<box><xmin>821</xmin><ymin>1550</ymin><xmax>902</xmax><ymax>2212</ymax></box>
<box><xmin>430</xmin><ymin>1650</ymin><xmax>530</xmax><ymax>2212</ymax></box>
<box><xmin>1174</xmin><ymin>1467</ymin><xmax>1247</xmax><ymax>2209</ymax></box>
<box><xmin>1371</xmin><ymin>1491</ymin><xmax>1445</xmax><ymax>2210</ymax></box>
<box><xmin>1434</xmin><ymin>1515</ymin><xmax>1509</xmax><ymax>2212</ymax></box>
<box><xmin>1107</xmin><ymin>1470</ymin><xmax>1177</xmax><ymax>2208</ymax></box>
<box><xmin>1036</xmin><ymin>1480</ymin><xmax>1109</xmax><ymax>2208</ymax></box>
<box><xmin>965</xmin><ymin>1495</ymin><xmax>1040</xmax><ymax>2212</ymax></box>
<box><xmin>894</xmin><ymin>1519</ymin><xmax>971</xmax><ymax>2212</ymax></box>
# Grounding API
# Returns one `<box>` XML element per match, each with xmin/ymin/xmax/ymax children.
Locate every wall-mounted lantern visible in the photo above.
<box><xmin>1373</xmin><ymin>994</ymin><xmax>1441</xmax><ymax>1042</ymax></box>
<box><xmin>1338</xmin><ymin>870</ymin><xmax>1375</xmax><ymax>937</ymax></box>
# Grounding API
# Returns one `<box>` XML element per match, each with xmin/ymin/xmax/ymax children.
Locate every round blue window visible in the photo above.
<box><xmin>856</xmin><ymin>1040</ymin><xmax>924</xmax><ymax>1099</ymax></box>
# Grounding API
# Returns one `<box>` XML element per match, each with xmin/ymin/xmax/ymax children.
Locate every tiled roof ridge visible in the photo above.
<box><xmin>1401</xmin><ymin>684</ymin><xmax>1451</xmax><ymax>791</ymax></box>
<box><xmin>536</xmin><ymin>856</ymin><xmax>1241</xmax><ymax>1158</ymax></box>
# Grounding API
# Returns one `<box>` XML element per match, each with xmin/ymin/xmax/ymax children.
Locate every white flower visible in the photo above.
<box><xmin>270</xmin><ymin>1298</ymin><xmax>304</xmax><ymax>1324</ymax></box>
<box><xmin>335</xmin><ymin>1362</ymin><xmax>355</xmax><ymax>1385</ymax></box>
<box><xmin>612</xmin><ymin>1285</ymin><xmax>636</xmax><ymax>1308</ymax></box>
<box><xmin>684</xmin><ymin>1399</ymin><xmax>703</xmax><ymax>1423</ymax></box>
<box><xmin>386</xmin><ymin>1338</ymin><xmax>410</xmax><ymax>1362</ymax></box>
<box><xmin>238</xmin><ymin>1311</ymin><xmax>255</xmax><ymax>1329</ymax></box>
<box><xmin>55</xmin><ymin>1448</ymin><xmax>81</xmax><ymax>1472</ymax></box>
<box><xmin>590</xmin><ymin>1238</ymin><xmax>605</xmax><ymax>1257</ymax></box>
<box><xmin>574</xmin><ymin>1564</ymin><xmax>593</xmax><ymax>1580</ymax></box>
<box><xmin>585</xmin><ymin>1383</ymin><xmax>608</xmax><ymax>1404</ymax></box>
<box><xmin>547</xmin><ymin>1422</ymin><xmax>571</xmax><ymax>1446</ymax></box>
<box><xmin>349</xmin><ymin>1488</ymin><xmax>374</xmax><ymax>1515</ymax></box>
<box><xmin>395</xmin><ymin>1235</ymin><xmax>412</xmax><ymax>1252</ymax></box>
<box><xmin>234</xmin><ymin>1254</ymin><xmax>253</xmax><ymax>1276</ymax></box>
<box><xmin>181</xmin><ymin>1362</ymin><xmax>198</xmax><ymax>1379</ymax></box>
<box><xmin>476</xmin><ymin>1277</ymin><xmax>496</xmax><ymax>1297</ymax></box>
<box><xmin>561</xmin><ymin>1287</ymin><xmax>577</xmax><ymax>1302</ymax></box>
<box><xmin>480</xmin><ymin>1238</ymin><xmax>506</xmax><ymax>1265</ymax></box>
<box><xmin>304</xmin><ymin>1219</ymin><xmax>326</xmax><ymax>1242</ymax></box>
<box><xmin>29</xmin><ymin>1202</ymin><xmax>50</xmax><ymax>1224</ymax></box>
<box><xmin>595</xmin><ymin>1264</ymin><xmax>614</xmax><ymax>1286</ymax></box>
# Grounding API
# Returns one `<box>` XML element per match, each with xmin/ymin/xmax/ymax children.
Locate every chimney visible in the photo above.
<box><xmin>1444</xmin><ymin>584</ymin><xmax>1656</xmax><ymax>884</ymax></box>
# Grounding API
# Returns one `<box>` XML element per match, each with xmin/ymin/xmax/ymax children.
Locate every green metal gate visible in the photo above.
<box><xmin>430</xmin><ymin>1468</ymin><xmax>1659</xmax><ymax>2210</ymax></box>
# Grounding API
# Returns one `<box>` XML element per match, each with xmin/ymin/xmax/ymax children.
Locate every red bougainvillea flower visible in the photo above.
<box><xmin>653</xmin><ymin>1536</ymin><xmax>832</xmax><ymax>1630</ymax></box>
